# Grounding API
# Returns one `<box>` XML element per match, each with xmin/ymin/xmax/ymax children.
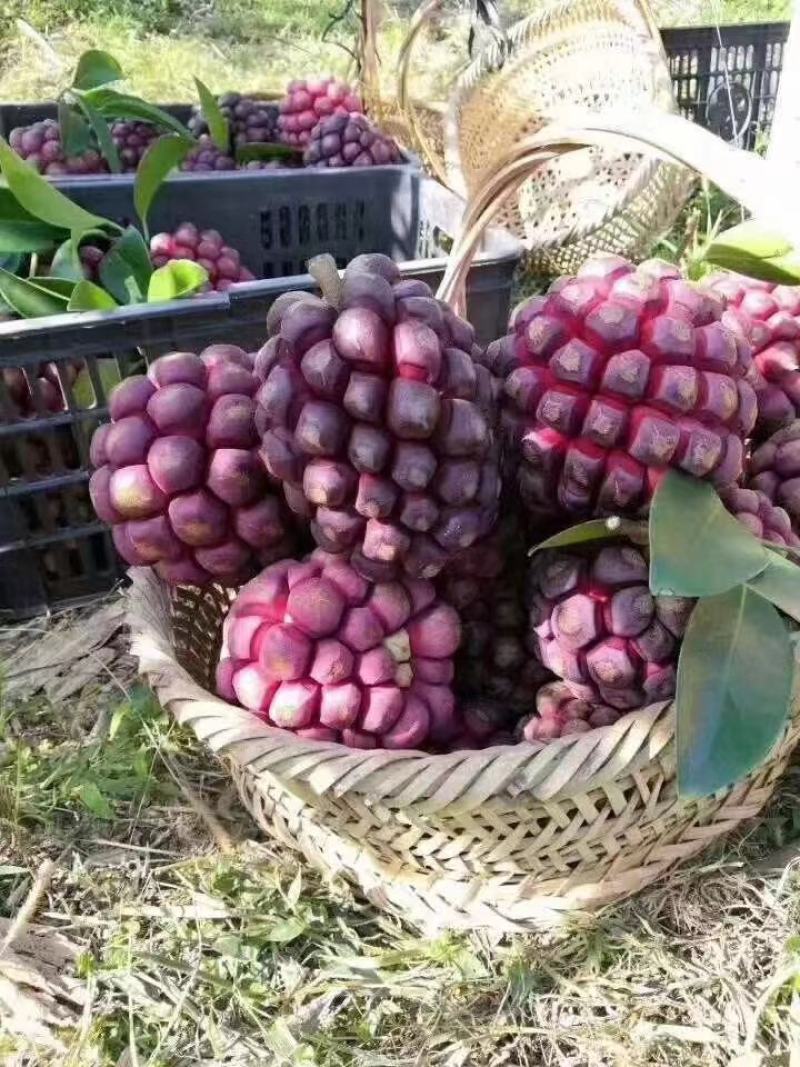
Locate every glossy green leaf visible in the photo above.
<box><xmin>133</xmin><ymin>134</ymin><xmax>194</xmax><ymax>234</ymax></box>
<box><xmin>0</xmin><ymin>266</ymin><xmax>71</xmax><ymax>317</ymax></box>
<box><xmin>195</xmin><ymin>78</ymin><xmax>229</xmax><ymax>152</ymax></box>
<box><xmin>147</xmin><ymin>259</ymin><xmax>207</xmax><ymax>302</ymax></box>
<box><xmin>32</xmin><ymin>276</ymin><xmax>80</xmax><ymax>299</ymax></box>
<box><xmin>58</xmin><ymin>99</ymin><xmax>91</xmax><ymax>156</ymax></box>
<box><xmin>706</xmin><ymin>220</ymin><xmax>800</xmax><ymax>284</ymax></box>
<box><xmin>677</xmin><ymin>585</ymin><xmax>793</xmax><ymax>797</ymax></box>
<box><xmin>100</xmin><ymin>226</ymin><xmax>152</xmax><ymax>303</ymax></box>
<box><xmin>649</xmin><ymin>472</ymin><xmax>769</xmax><ymax>597</ymax></box>
<box><xmin>50</xmin><ymin>237</ymin><xmax>86</xmax><ymax>281</ymax></box>
<box><xmin>0</xmin><ymin>218</ymin><xmax>61</xmax><ymax>252</ymax></box>
<box><xmin>235</xmin><ymin>142</ymin><xmax>300</xmax><ymax>164</ymax></box>
<box><xmin>530</xmin><ymin>518</ymin><xmax>623</xmax><ymax>555</ymax></box>
<box><xmin>747</xmin><ymin>550</ymin><xmax>800</xmax><ymax>624</ymax></box>
<box><xmin>0</xmin><ymin>137</ymin><xmax>107</xmax><ymax>233</ymax></box>
<box><xmin>68</xmin><ymin>279</ymin><xmax>119</xmax><ymax>312</ymax></box>
<box><xmin>72</xmin><ymin>91</ymin><xmax>121</xmax><ymax>173</ymax></box>
<box><xmin>82</xmin><ymin>88</ymin><xmax>189</xmax><ymax>136</ymax></box>
<box><xmin>72</xmin><ymin>49</ymin><xmax>123</xmax><ymax>91</ymax></box>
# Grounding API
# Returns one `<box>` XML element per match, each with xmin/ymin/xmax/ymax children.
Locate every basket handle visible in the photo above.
<box><xmin>437</xmin><ymin>109</ymin><xmax>800</xmax><ymax>311</ymax></box>
<box><xmin>396</xmin><ymin>0</ymin><xmax>450</xmax><ymax>185</ymax></box>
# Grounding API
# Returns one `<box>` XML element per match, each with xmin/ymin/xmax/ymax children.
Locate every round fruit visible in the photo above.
<box><xmin>516</xmin><ymin>680</ymin><xmax>622</xmax><ymax>741</ymax></box>
<box><xmin>255</xmin><ymin>253</ymin><xmax>501</xmax><ymax>581</ymax></box>
<box><xmin>149</xmin><ymin>223</ymin><xmax>255</xmax><ymax>292</ymax></box>
<box><xmin>217</xmin><ymin>550</ymin><xmax>462</xmax><ymax>749</ymax></box>
<box><xmin>528</xmin><ymin>542</ymin><xmax>694</xmax><ymax>710</ymax></box>
<box><xmin>277</xmin><ymin>76</ymin><xmax>363</xmax><ymax>148</ymax></box>
<box><xmin>705</xmin><ymin>271</ymin><xmax>800</xmax><ymax>437</ymax></box>
<box><xmin>180</xmin><ymin>134</ymin><xmax>236</xmax><ymax>172</ymax></box>
<box><xmin>746</xmin><ymin>420</ymin><xmax>800</xmax><ymax>532</ymax></box>
<box><xmin>189</xmin><ymin>92</ymin><xmax>279</xmax><ymax>147</ymax></box>
<box><xmin>485</xmin><ymin>256</ymin><xmax>756</xmax><ymax>521</ymax></box>
<box><xmin>303</xmin><ymin>114</ymin><xmax>401</xmax><ymax>168</ymax></box>
<box><xmin>110</xmin><ymin>121</ymin><xmax>159</xmax><ymax>172</ymax></box>
<box><xmin>8</xmin><ymin>119</ymin><xmax>108</xmax><ymax>177</ymax></box>
<box><xmin>719</xmin><ymin>485</ymin><xmax>799</xmax><ymax>547</ymax></box>
<box><xmin>89</xmin><ymin>347</ymin><xmax>295</xmax><ymax>584</ymax></box>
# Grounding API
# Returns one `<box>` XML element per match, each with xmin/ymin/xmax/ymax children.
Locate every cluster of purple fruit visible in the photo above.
<box><xmin>8</xmin><ymin>119</ymin><xmax>108</xmax><ymax>177</ymax></box>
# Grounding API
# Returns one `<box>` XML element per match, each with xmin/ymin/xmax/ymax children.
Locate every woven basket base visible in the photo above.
<box><xmin>129</xmin><ymin>571</ymin><xmax>800</xmax><ymax>934</ymax></box>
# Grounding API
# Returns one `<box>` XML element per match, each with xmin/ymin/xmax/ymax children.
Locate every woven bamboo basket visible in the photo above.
<box><xmin>128</xmin><ymin>116</ymin><xmax>800</xmax><ymax>933</ymax></box>
<box><xmin>443</xmin><ymin>0</ymin><xmax>694</xmax><ymax>275</ymax></box>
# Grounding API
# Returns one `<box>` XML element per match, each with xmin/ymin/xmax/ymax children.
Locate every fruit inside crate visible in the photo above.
<box><xmin>0</xmin><ymin>177</ymin><xmax>520</xmax><ymax>617</ymax></box>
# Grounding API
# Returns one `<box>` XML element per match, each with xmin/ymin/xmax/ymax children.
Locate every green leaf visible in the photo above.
<box><xmin>71</xmin><ymin>91</ymin><xmax>121</xmax><ymax>173</ymax></box>
<box><xmin>0</xmin><ymin>266</ymin><xmax>71</xmax><ymax>317</ymax></box>
<box><xmin>50</xmin><ymin>236</ymin><xmax>86</xmax><ymax>280</ymax></box>
<box><xmin>0</xmin><ymin>252</ymin><xmax>22</xmax><ymax>274</ymax></box>
<box><xmin>100</xmin><ymin>226</ymin><xmax>152</xmax><ymax>303</ymax></box>
<box><xmin>72</xmin><ymin>49</ymin><xmax>123</xmax><ymax>91</ymax></box>
<box><xmin>79</xmin><ymin>780</ymin><xmax>114</xmax><ymax>818</ymax></box>
<box><xmin>68</xmin><ymin>279</ymin><xmax>119</xmax><ymax>311</ymax></box>
<box><xmin>147</xmin><ymin>259</ymin><xmax>207</xmax><ymax>302</ymax></box>
<box><xmin>134</xmin><ymin>134</ymin><xmax>194</xmax><ymax>234</ymax></box>
<box><xmin>677</xmin><ymin>585</ymin><xmax>793</xmax><ymax>797</ymax></box>
<box><xmin>32</xmin><ymin>276</ymin><xmax>80</xmax><ymax>299</ymax></box>
<box><xmin>0</xmin><ymin>218</ymin><xmax>61</xmax><ymax>253</ymax></box>
<box><xmin>649</xmin><ymin>472</ymin><xmax>769</xmax><ymax>597</ymax></box>
<box><xmin>235</xmin><ymin>142</ymin><xmax>302</xmax><ymax>164</ymax></box>
<box><xmin>263</xmin><ymin>916</ymin><xmax>307</xmax><ymax>944</ymax></box>
<box><xmin>72</xmin><ymin>357</ymin><xmax>122</xmax><ymax>408</ymax></box>
<box><xmin>531</xmin><ymin>518</ymin><xmax>622</xmax><ymax>555</ymax></box>
<box><xmin>0</xmin><ymin>137</ymin><xmax>107</xmax><ymax>233</ymax></box>
<box><xmin>706</xmin><ymin>220</ymin><xmax>800</xmax><ymax>285</ymax></box>
<box><xmin>194</xmin><ymin>79</ymin><xmax>229</xmax><ymax>152</ymax></box>
<box><xmin>747</xmin><ymin>551</ymin><xmax>800</xmax><ymax>624</ymax></box>
<box><xmin>58</xmin><ymin>99</ymin><xmax>91</xmax><ymax>156</ymax></box>
<box><xmin>82</xmin><ymin>88</ymin><xmax>189</xmax><ymax>136</ymax></box>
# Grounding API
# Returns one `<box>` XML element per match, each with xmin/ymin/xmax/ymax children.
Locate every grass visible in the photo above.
<box><xmin>2</xmin><ymin>595</ymin><xmax>800</xmax><ymax>1066</ymax></box>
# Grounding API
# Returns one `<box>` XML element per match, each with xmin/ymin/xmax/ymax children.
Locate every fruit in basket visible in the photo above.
<box><xmin>745</xmin><ymin>420</ymin><xmax>800</xmax><ymax>532</ymax></box>
<box><xmin>705</xmin><ymin>271</ymin><xmax>800</xmax><ymax>437</ymax></box>
<box><xmin>149</xmin><ymin>224</ymin><xmax>255</xmax><ymax>291</ymax></box>
<box><xmin>180</xmin><ymin>134</ymin><xmax>237</xmax><ymax>172</ymax></box>
<box><xmin>255</xmin><ymin>253</ymin><xmax>501</xmax><ymax>582</ymax></box>
<box><xmin>277</xmin><ymin>76</ymin><xmax>363</xmax><ymax>148</ymax></box>
<box><xmin>216</xmin><ymin>549</ymin><xmax>462</xmax><ymax>749</ymax></box>
<box><xmin>719</xmin><ymin>485</ymin><xmax>799</xmax><ymax>547</ymax></box>
<box><xmin>485</xmin><ymin>256</ymin><xmax>756</xmax><ymax>521</ymax></box>
<box><xmin>110</xmin><ymin>120</ymin><xmax>159</xmax><ymax>172</ymax></box>
<box><xmin>516</xmin><ymin>681</ymin><xmax>622</xmax><ymax>741</ymax></box>
<box><xmin>89</xmin><ymin>347</ymin><xmax>295</xmax><ymax>585</ymax></box>
<box><xmin>303</xmin><ymin>114</ymin><xmax>401</xmax><ymax>169</ymax></box>
<box><xmin>528</xmin><ymin>542</ymin><xmax>694</xmax><ymax>710</ymax></box>
<box><xmin>438</xmin><ymin>519</ymin><xmax>549</xmax><ymax>713</ymax></box>
<box><xmin>189</xmin><ymin>92</ymin><xmax>280</xmax><ymax>147</ymax></box>
<box><xmin>8</xmin><ymin>119</ymin><xmax>109</xmax><ymax>176</ymax></box>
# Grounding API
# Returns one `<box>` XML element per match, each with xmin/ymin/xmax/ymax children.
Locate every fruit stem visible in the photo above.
<box><xmin>308</xmin><ymin>254</ymin><xmax>343</xmax><ymax>309</ymax></box>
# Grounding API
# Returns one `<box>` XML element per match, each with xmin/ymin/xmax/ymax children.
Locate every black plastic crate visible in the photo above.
<box><xmin>660</xmin><ymin>22</ymin><xmax>789</xmax><ymax>148</ymax></box>
<box><xmin>0</xmin><ymin>175</ymin><xmax>520</xmax><ymax>619</ymax></box>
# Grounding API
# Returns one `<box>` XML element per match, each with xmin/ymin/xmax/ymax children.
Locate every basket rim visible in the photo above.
<box><xmin>127</xmin><ymin>566</ymin><xmax>699</xmax><ymax>812</ymax></box>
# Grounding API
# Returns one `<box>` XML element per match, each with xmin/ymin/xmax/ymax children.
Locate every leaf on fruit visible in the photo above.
<box><xmin>195</xmin><ymin>78</ymin><xmax>229</xmax><ymax>153</ymax></box>
<box><xmin>82</xmin><ymin>88</ymin><xmax>189</xmax><ymax>136</ymax></box>
<box><xmin>530</xmin><ymin>518</ymin><xmax>622</xmax><ymax>554</ymax></box>
<box><xmin>0</xmin><ymin>267</ymin><xmax>72</xmax><ymax>317</ymax></box>
<box><xmin>0</xmin><ymin>137</ymin><xmax>107</xmax><ymax>233</ymax></box>
<box><xmin>706</xmin><ymin>219</ymin><xmax>800</xmax><ymax>284</ymax></box>
<box><xmin>31</xmin><ymin>276</ymin><xmax>80</xmax><ymax>300</ymax></box>
<box><xmin>72</xmin><ymin>49</ymin><xmax>123</xmax><ymax>91</ymax></box>
<box><xmin>649</xmin><ymin>472</ymin><xmax>769</xmax><ymax>596</ymax></box>
<box><xmin>50</xmin><ymin>237</ymin><xmax>86</xmax><ymax>281</ymax></box>
<box><xmin>58</xmin><ymin>99</ymin><xmax>91</xmax><ymax>156</ymax></box>
<box><xmin>147</xmin><ymin>259</ymin><xmax>207</xmax><ymax>302</ymax></box>
<box><xmin>235</xmin><ymin>142</ymin><xmax>301</xmax><ymax>164</ymax></box>
<box><xmin>71</xmin><ymin>91</ymin><xmax>121</xmax><ymax>173</ymax></box>
<box><xmin>747</xmin><ymin>550</ymin><xmax>800</xmax><ymax>624</ymax></box>
<box><xmin>68</xmin><ymin>280</ymin><xmax>119</xmax><ymax>312</ymax></box>
<box><xmin>100</xmin><ymin>226</ymin><xmax>152</xmax><ymax>303</ymax></box>
<box><xmin>134</xmin><ymin>134</ymin><xmax>194</xmax><ymax>234</ymax></box>
<box><xmin>0</xmin><ymin>218</ymin><xmax>61</xmax><ymax>253</ymax></box>
<box><xmin>677</xmin><ymin>584</ymin><xmax>793</xmax><ymax>797</ymax></box>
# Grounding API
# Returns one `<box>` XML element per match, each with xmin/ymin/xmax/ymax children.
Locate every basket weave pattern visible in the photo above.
<box><xmin>129</xmin><ymin>569</ymin><xmax>800</xmax><ymax>931</ymax></box>
<box><xmin>444</xmin><ymin>0</ymin><xmax>693</xmax><ymax>274</ymax></box>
